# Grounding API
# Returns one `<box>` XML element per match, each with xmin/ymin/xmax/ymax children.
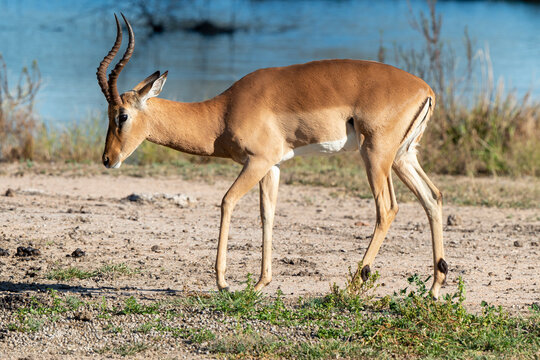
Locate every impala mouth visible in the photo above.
<box><xmin>103</xmin><ymin>156</ymin><xmax>122</xmax><ymax>169</ymax></box>
<box><xmin>111</xmin><ymin>161</ymin><xmax>122</xmax><ymax>169</ymax></box>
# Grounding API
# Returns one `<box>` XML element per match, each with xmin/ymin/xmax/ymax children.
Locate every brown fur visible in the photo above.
<box><xmin>100</xmin><ymin>58</ymin><xmax>446</xmax><ymax>297</ymax></box>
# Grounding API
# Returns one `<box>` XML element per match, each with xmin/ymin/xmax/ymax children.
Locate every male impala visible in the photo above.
<box><xmin>97</xmin><ymin>15</ymin><xmax>448</xmax><ymax>298</ymax></box>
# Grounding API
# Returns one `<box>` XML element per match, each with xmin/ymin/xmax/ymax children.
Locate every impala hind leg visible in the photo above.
<box><xmin>356</xmin><ymin>147</ymin><xmax>399</xmax><ymax>282</ymax></box>
<box><xmin>216</xmin><ymin>157</ymin><xmax>273</xmax><ymax>291</ymax></box>
<box><xmin>254</xmin><ymin>165</ymin><xmax>280</xmax><ymax>291</ymax></box>
<box><xmin>393</xmin><ymin>152</ymin><xmax>446</xmax><ymax>298</ymax></box>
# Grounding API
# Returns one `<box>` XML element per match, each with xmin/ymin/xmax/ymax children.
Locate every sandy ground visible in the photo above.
<box><xmin>0</xmin><ymin>167</ymin><xmax>538</xmax><ymax>316</ymax></box>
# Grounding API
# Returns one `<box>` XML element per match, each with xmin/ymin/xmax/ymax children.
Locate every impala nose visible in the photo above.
<box><xmin>103</xmin><ymin>155</ymin><xmax>110</xmax><ymax>168</ymax></box>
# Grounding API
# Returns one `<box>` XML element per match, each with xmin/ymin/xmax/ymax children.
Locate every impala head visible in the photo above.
<box><xmin>97</xmin><ymin>14</ymin><xmax>167</xmax><ymax>168</ymax></box>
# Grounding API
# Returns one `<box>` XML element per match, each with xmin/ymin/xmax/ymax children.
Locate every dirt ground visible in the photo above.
<box><xmin>1</xmin><ymin>164</ymin><xmax>538</xmax><ymax>308</ymax></box>
<box><xmin>0</xmin><ymin>165</ymin><xmax>538</xmax><ymax>358</ymax></box>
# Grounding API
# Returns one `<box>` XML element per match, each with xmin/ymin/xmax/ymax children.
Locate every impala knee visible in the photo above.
<box><xmin>377</xmin><ymin>212</ymin><xmax>393</xmax><ymax>229</ymax></box>
<box><xmin>425</xmin><ymin>197</ymin><xmax>442</xmax><ymax>221</ymax></box>
<box><xmin>221</xmin><ymin>197</ymin><xmax>234</xmax><ymax>211</ymax></box>
<box><xmin>388</xmin><ymin>204</ymin><xmax>399</xmax><ymax>223</ymax></box>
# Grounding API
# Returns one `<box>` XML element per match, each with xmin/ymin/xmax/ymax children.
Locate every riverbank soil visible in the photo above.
<box><xmin>0</xmin><ymin>164</ymin><xmax>538</xmax><ymax>358</ymax></box>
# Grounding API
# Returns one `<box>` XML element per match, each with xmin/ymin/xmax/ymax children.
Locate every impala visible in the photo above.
<box><xmin>97</xmin><ymin>15</ymin><xmax>447</xmax><ymax>298</ymax></box>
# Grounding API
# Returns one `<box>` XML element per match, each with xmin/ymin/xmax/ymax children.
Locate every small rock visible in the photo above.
<box><xmin>531</xmin><ymin>241</ymin><xmax>538</xmax><ymax>247</ymax></box>
<box><xmin>151</xmin><ymin>245</ymin><xmax>161</xmax><ymax>253</ymax></box>
<box><xmin>70</xmin><ymin>248</ymin><xmax>86</xmax><ymax>258</ymax></box>
<box><xmin>67</xmin><ymin>206</ymin><xmax>88</xmax><ymax>214</ymax></box>
<box><xmin>513</xmin><ymin>240</ymin><xmax>523</xmax><ymax>248</ymax></box>
<box><xmin>126</xmin><ymin>193</ymin><xmax>144</xmax><ymax>202</ymax></box>
<box><xmin>26</xmin><ymin>270</ymin><xmax>38</xmax><ymax>278</ymax></box>
<box><xmin>0</xmin><ymin>248</ymin><xmax>9</xmax><ymax>256</ymax></box>
<box><xmin>447</xmin><ymin>214</ymin><xmax>462</xmax><ymax>226</ymax></box>
<box><xmin>165</xmin><ymin>194</ymin><xmax>196</xmax><ymax>208</ymax></box>
<box><xmin>74</xmin><ymin>310</ymin><xmax>92</xmax><ymax>322</ymax></box>
<box><xmin>281</xmin><ymin>258</ymin><xmax>295</xmax><ymax>265</ymax></box>
<box><xmin>354</xmin><ymin>221</ymin><xmax>370</xmax><ymax>227</ymax></box>
<box><xmin>4</xmin><ymin>188</ymin><xmax>15</xmax><ymax>197</ymax></box>
<box><xmin>15</xmin><ymin>246</ymin><xmax>41</xmax><ymax>257</ymax></box>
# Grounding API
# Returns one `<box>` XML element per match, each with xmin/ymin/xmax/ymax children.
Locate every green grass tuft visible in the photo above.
<box><xmin>46</xmin><ymin>263</ymin><xmax>137</xmax><ymax>281</ymax></box>
<box><xmin>188</xmin><ymin>269</ymin><xmax>540</xmax><ymax>359</ymax></box>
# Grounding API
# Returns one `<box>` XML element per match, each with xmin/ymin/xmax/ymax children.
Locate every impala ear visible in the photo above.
<box><xmin>133</xmin><ymin>71</ymin><xmax>161</xmax><ymax>91</ymax></box>
<box><xmin>138</xmin><ymin>71</ymin><xmax>168</xmax><ymax>104</ymax></box>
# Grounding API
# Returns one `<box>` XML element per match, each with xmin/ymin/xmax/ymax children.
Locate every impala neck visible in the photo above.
<box><xmin>144</xmin><ymin>96</ymin><xmax>229</xmax><ymax>157</ymax></box>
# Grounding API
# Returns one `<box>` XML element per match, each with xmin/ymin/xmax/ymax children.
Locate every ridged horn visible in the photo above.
<box><xmin>107</xmin><ymin>13</ymin><xmax>135</xmax><ymax>105</ymax></box>
<box><xmin>96</xmin><ymin>14</ymin><xmax>122</xmax><ymax>103</ymax></box>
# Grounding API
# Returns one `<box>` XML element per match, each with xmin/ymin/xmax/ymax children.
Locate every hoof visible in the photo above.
<box><xmin>430</xmin><ymin>282</ymin><xmax>442</xmax><ymax>300</ymax></box>
<box><xmin>217</xmin><ymin>280</ymin><xmax>230</xmax><ymax>292</ymax></box>
<box><xmin>219</xmin><ymin>286</ymin><xmax>230</xmax><ymax>292</ymax></box>
<box><xmin>361</xmin><ymin>265</ymin><xmax>371</xmax><ymax>282</ymax></box>
<box><xmin>254</xmin><ymin>278</ymin><xmax>271</xmax><ymax>291</ymax></box>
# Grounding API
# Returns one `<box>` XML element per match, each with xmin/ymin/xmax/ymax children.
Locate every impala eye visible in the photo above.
<box><xmin>118</xmin><ymin>113</ymin><xmax>128</xmax><ymax>124</ymax></box>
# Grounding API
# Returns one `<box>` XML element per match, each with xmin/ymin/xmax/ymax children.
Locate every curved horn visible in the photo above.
<box><xmin>96</xmin><ymin>14</ymin><xmax>122</xmax><ymax>103</ymax></box>
<box><xmin>108</xmin><ymin>13</ymin><xmax>135</xmax><ymax>105</ymax></box>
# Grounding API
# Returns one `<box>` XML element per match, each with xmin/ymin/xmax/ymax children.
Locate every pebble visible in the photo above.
<box><xmin>0</xmin><ymin>248</ymin><xmax>9</xmax><ymax>256</ymax></box>
<box><xmin>126</xmin><ymin>193</ymin><xmax>144</xmax><ymax>202</ymax></box>
<box><xmin>513</xmin><ymin>240</ymin><xmax>523</xmax><ymax>248</ymax></box>
<box><xmin>70</xmin><ymin>248</ymin><xmax>86</xmax><ymax>258</ymax></box>
<box><xmin>124</xmin><ymin>193</ymin><xmax>196</xmax><ymax>208</ymax></box>
<box><xmin>15</xmin><ymin>246</ymin><xmax>41</xmax><ymax>257</ymax></box>
<box><xmin>74</xmin><ymin>310</ymin><xmax>93</xmax><ymax>322</ymax></box>
<box><xmin>447</xmin><ymin>214</ymin><xmax>462</xmax><ymax>226</ymax></box>
<box><xmin>4</xmin><ymin>188</ymin><xmax>15</xmax><ymax>197</ymax></box>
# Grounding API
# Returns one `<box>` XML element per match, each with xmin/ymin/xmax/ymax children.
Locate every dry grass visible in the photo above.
<box><xmin>423</xmin><ymin>64</ymin><xmax>540</xmax><ymax>176</ymax></box>
<box><xmin>0</xmin><ymin>55</ymin><xmax>41</xmax><ymax>160</ymax></box>
<box><xmin>379</xmin><ymin>0</ymin><xmax>540</xmax><ymax>177</ymax></box>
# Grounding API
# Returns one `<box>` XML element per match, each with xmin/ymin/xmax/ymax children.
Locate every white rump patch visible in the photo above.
<box><xmin>396</xmin><ymin>98</ymin><xmax>431</xmax><ymax>159</ymax></box>
<box><xmin>278</xmin><ymin>121</ymin><xmax>358</xmax><ymax>164</ymax></box>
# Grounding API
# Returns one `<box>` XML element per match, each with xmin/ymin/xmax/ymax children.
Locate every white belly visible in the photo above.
<box><xmin>278</xmin><ymin>122</ymin><xmax>358</xmax><ymax>164</ymax></box>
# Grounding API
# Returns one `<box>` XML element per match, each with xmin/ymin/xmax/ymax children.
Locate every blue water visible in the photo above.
<box><xmin>1</xmin><ymin>0</ymin><xmax>539</xmax><ymax>124</ymax></box>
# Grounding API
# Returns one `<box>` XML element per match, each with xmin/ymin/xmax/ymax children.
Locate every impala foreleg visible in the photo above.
<box><xmin>357</xmin><ymin>147</ymin><xmax>399</xmax><ymax>282</ymax></box>
<box><xmin>254</xmin><ymin>165</ymin><xmax>280</xmax><ymax>291</ymax></box>
<box><xmin>215</xmin><ymin>157</ymin><xmax>273</xmax><ymax>291</ymax></box>
<box><xmin>393</xmin><ymin>152</ymin><xmax>446</xmax><ymax>298</ymax></box>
